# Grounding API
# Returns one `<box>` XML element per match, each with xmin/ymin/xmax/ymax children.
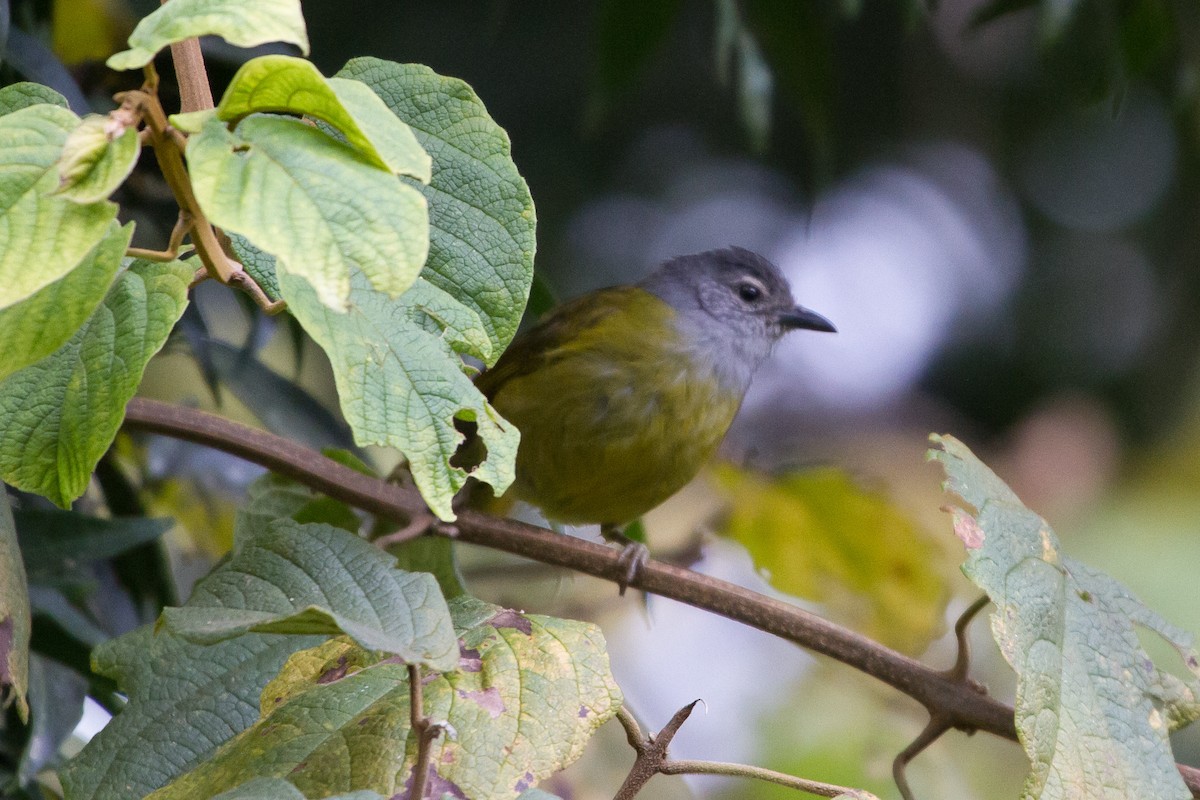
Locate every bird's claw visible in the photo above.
<box><xmin>615</xmin><ymin>541</ymin><xmax>649</xmax><ymax>596</ymax></box>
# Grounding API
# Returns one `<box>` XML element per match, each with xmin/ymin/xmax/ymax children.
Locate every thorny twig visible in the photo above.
<box><xmin>614</xmin><ymin>704</ymin><xmax>872</xmax><ymax>799</ymax></box>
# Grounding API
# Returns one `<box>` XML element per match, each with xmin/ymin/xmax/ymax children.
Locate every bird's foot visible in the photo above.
<box><xmin>614</xmin><ymin>541</ymin><xmax>649</xmax><ymax>596</ymax></box>
<box><xmin>601</xmin><ymin>524</ymin><xmax>649</xmax><ymax>596</ymax></box>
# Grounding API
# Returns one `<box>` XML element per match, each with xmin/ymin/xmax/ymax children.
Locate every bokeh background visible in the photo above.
<box><xmin>9</xmin><ymin>0</ymin><xmax>1200</xmax><ymax>798</ymax></box>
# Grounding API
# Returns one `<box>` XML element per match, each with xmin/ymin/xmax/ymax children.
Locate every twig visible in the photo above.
<box><xmin>615</xmin><ymin>704</ymin><xmax>866</xmax><ymax>799</ymax></box>
<box><xmin>118</xmin><ymin>398</ymin><xmax>1200</xmax><ymax>799</ymax></box>
<box><xmin>946</xmin><ymin>595</ymin><xmax>989</xmax><ymax>681</ymax></box>
<box><xmin>661</xmin><ymin>760</ymin><xmax>863</xmax><ymax>798</ymax></box>
<box><xmin>613</xmin><ymin>702</ymin><xmax>697</xmax><ymax>800</ymax></box>
<box><xmin>408</xmin><ymin>664</ymin><xmax>443</xmax><ymax>800</ymax></box>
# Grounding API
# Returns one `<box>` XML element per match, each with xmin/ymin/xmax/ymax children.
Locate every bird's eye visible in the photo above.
<box><xmin>738</xmin><ymin>282</ymin><xmax>762</xmax><ymax>302</ymax></box>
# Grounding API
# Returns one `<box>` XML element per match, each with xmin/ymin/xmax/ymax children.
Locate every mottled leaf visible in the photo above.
<box><xmin>930</xmin><ymin>434</ymin><xmax>1200</xmax><ymax>800</ymax></box>
<box><xmin>148</xmin><ymin>597</ymin><xmax>622</xmax><ymax>800</ymax></box>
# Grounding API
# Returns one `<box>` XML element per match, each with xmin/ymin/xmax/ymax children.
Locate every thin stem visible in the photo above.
<box><xmin>160</xmin><ymin>0</ymin><xmax>214</xmax><ymax>114</ymax></box>
<box><xmin>661</xmin><ymin>760</ymin><xmax>861</xmax><ymax>798</ymax></box>
<box><xmin>408</xmin><ymin>664</ymin><xmax>439</xmax><ymax>800</ymax></box>
<box><xmin>118</xmin><ymin>399</ymin><xmax>1200</xmax><ymax>800</ymax></box>
<box><xmin>947</xmin><ymin>595</ymin><xmax>990</xmax><ymax>681</ymax></box>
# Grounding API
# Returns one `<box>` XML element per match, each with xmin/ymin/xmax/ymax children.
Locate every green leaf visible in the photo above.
<box><xmin>161</xmin><ymin>518</ymin><xmax>458</xmax><ymax>670</ymax></box>
<box><xmin>147</xmin><ymin>597</ymin><xmax>622</xmax><ymax>800</ymax></box>
<box><xmin>55</xmin><ymin>113</ymin><xmax>141</xmax><ymax>203</ymax></box>
<box><xmin>0</xmin><ymin>104</ymin><xmax>118</xmax><ymax>309</ymax></box>
<box><xmin>0</xmin><ymin>258</ymin><xmax>191</xmax><ymax>507</ymax></box>
<box><xmin>59</xmin><ymin>482</ymin><xmax>342</xmax><ymax>800</ymax></box>
<box><xmin>14</xmin><ymin>507</ymin><xmax>171</xmax><ymax>576</ymax></box>
<box><xmin>281</xmin><ymin>267</ymin><xmax>518</xmax><ymax>520</ymax></box>
<box><xmin>336</xmin><ymin>58</ymin><xmax>536</xmax><ymax>356</ymax></box>
<box><xmin>186</xmin><ymin>114</ymin><xmax>428</xmax><ymax>309</ymax></box>
<box><xmin>0</xmin><ymin>490</ymin><xmax>30</xmax><ymax>723</ymax></box>
<box><xmin>714</xmin><ymin>464</ymin><xmax>948</xmax><ymax>654</ymax></box>
<box><xmin>187</xmin><ymin>54</ymin><xmax>431</xmax><ymax>180</ymax></box>
<box><xmin>0</xmin><ymin>221</ymin><xmax>131</xmax><ymax>382</ymax></box>
<box><xmin>106</xmin><ymin>0</ymin><xmax>309</xmax><ymax>72</ymax></box>
<box><xmin>0</xmin><ymin>82</ymin><xmax>70</xmax><ymax>115</ymax></box>
<box><xmin>929</xmin><ymin>434</ymin><xmax>1200</xmax><ymax>800</ymax></box>
<box><xmin>212</xmin><ymin>778</ymin><xmax>382</xmax><ymax>799</ymax></box>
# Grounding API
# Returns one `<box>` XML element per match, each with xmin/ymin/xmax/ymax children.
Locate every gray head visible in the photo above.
<box><xmin>639</xmin><ymin>246</ymin><xmax>835</xmax><ymax>390</ymax></box>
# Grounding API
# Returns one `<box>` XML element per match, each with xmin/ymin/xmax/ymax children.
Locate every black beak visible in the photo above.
<box><xmin>778</xmin><ymin>305</ymin><xmax>837</xmax><ymax>333</ymax></box>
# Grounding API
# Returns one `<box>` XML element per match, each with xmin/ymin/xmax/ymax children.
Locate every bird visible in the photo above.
<box><xmin>467</xmin><ymin>246</ymin><xmax>836</xmax><ymax>588</ymax></box>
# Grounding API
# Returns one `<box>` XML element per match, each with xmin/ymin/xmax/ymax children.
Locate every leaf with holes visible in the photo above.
<box><xmin>930</xmin><ymin>434</ymin><xmax>1200</xmax><ymax>800</ymax></box>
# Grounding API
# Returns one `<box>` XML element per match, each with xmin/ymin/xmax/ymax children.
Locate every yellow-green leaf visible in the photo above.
<box><xmin>713</xmin><ymin>464</ymin><xmax>948</xmax><ymax>654</ymax></box>
<box><xmin>182</xmin><ymin>54</ymin><xmax>431</xmax><ymax>181</ymax></box>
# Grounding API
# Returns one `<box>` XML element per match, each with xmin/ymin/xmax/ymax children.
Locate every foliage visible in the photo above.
<box><xmin>0</xmin><ymin>1</ymin><xmax>1198</xmax><ymax>800</ymax></box>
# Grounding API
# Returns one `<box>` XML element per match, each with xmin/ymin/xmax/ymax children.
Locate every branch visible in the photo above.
<box><xmin>119</xmin><ymin>398</ymin><xmax>1200</xmax><ymax>799</ymax></box>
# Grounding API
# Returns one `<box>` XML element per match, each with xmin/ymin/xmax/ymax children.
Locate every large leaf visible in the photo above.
<box><xmin>336</xmin><ymin>58</ymin><xmax>536</xmax><ymax>356</ymax></box>
<box><xmin>174</xmin><ymin>54</ymin><xmax>431</xmax><ymax>181</ymax></box>
<box><xmin>55</xmin><ymin>113</ymin><xmax>140</xmax><ymax>203</ymax></box>
<box><xmin>148</xmin><ymin>597</ymin><xmax>622</xmax><ymax>800</ymax></box>
<box><xmin>0</xmin><ymin>103</ymin><xmax>117</xmax><ymax>309</ymax></box>
<box><xmin>929</xmin><ymin>434</ymin><xmax>1200</xmax><ymax>800</ymax></box>
<box><xmin>186</xmin><ymin>114</ymin><xmax>428</xmax><ymax>309</ymax></box>
<box><xmin>59</xmin><ymin>476</ymin><xmax>354</xmax><ymax>800</ymax></box>
<box><xmin>280</xmin><ymin>267</ymin><xmax>518</xmax><ymax>521</ymax></box>
<box><xmin>0</xmin><ymin>220</ymin><xmax>130</xmax><ymax>381</ymax></box>
<box><xmin>714</xmin><ymin>464</ymin><xmax>948</xmax><ymax>654</ymax></box>
<box><xmin>0</xmin><ymin>490</ymin><xmax>30</xmax><ymax>723</ymax></box>
<box><xmin>107</xmin><ymin>0</ymin><xmax>309</xmax><ymax>71</ymax></box>
<box><xmin>162</xmin><ymin>519</ymin><xmax>458</xmax><ymax>670</ymax></box>
<box><xmin>0</xmin><ymin>258</ymin><xmax>191</xmax><ymax>506</ymax></box>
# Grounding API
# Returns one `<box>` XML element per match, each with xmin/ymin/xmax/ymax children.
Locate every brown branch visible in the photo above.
<box><xmin>407</xmin><ymin>664</ymin><xmax>443</xmax><ymax>800</ymax></box>
<box><xmin>118</xmin><ymin>398</ymin><xmax>1200</xmax><ymax>799</ymax></box>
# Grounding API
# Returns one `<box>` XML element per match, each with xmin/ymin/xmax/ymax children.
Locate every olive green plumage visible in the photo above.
<box><xmin>474</xmin><ymin>246</ymin><xmax>835</xmax><ymax>527</ymax></box>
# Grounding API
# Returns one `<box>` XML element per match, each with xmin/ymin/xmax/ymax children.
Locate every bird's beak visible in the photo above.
<box><xmin>778</xmin><ymin>305</ymin><xmax>837</xmax><ymax>333</ymax></box>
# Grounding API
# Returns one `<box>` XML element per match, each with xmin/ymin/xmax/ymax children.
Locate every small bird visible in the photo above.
<box><xmin>471</xmin><ymin>246</ymin><xmax>835</xmax><ymax>584</ymax></box>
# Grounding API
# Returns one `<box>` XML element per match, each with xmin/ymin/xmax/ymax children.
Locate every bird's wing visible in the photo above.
<box><xmin>475</xmin><ymin>286</ymin><xmax>645</xmax><ymax>401</ymax></box>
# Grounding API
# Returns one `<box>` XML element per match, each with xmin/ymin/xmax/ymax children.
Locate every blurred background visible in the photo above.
<box><xmin>7</xmin><ymin>0</ymin><xmax>1200</xmax><ymax>798</ymax></box>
